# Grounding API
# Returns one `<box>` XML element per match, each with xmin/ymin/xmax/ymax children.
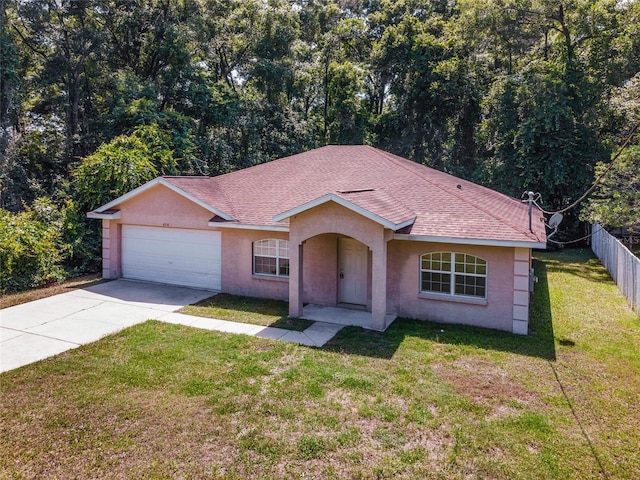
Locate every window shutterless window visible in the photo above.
<box><xmin>253</xmin><ymin>239</ymin><xmax>290</xmax><ymax>277</ymax></box>
<box><xmin>420</xmin><ymin>252</ymin><xmax>487</xmax><ymax>298</ymax></box>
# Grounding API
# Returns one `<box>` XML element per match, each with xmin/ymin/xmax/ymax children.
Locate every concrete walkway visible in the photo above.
<box><xmin>303</xmin><ymin>304</ymin><xmax>397</xmax><ymax>330</ymax></box>
<box><xmin>0</xmin><ymin>280</ymin><xmax>343</xmax><ymax>373</ymax></box>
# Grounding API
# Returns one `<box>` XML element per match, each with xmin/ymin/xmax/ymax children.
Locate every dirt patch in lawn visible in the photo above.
<box><xmin>433</xmin><ymin>358</ymin><xmax>540</xmax><ymax>416</ymax></box>
<box><xmin>0</xmin><ymin>273</ymin><xmax>104</xmax><ymax>309</ymax></box>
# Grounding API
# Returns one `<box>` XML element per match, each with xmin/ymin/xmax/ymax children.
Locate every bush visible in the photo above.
<box><xmin>0</xmin><ymin>197</ymin><xmax>101</xmax><ymax>294</ymax></box>
<box><xmin>0</xmin><ymin>202</ymin><xmax>66</xmax><ymax>294</ymax></box>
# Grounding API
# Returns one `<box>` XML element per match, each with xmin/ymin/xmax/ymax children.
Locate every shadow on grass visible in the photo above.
<box><xmin>268</xmin><ymin>317</ymin><xmax>314</xmax><ymax>331</ymax></box>
<box><xmin>186</xmin><ymin>294</ymin><xmax>313</xmax><ymax>331</ymax></box>
<box><xmin>322</xmin><ymin>258</ymin><xmax>556</xmax><ymax>361</ymax></box>
<box><xmin>187</xmin><ymin>263</ymin><xmax>559</xmax><ymax>358</ymax></box>
<box><xmin>537</xmin><ymin>248</ymin><xmax>611</xmax><ymax>284</ymax></box>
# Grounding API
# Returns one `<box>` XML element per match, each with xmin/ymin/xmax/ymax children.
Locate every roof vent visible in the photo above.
<box><xmin>338</xmin><ymin>188</ymin><xmax>375</xmax><ymax>194</ymax></box>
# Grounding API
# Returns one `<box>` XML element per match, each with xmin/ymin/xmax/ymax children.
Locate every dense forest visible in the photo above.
<box><xmin>1</xmin><ymin>0</ymin><xmax>639</xmax><ymax>292</ymax></box>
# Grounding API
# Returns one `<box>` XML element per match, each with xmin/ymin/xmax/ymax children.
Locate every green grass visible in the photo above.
<box><xmin>179</xmin><ymin>293</ymin><xmax>314</xmax><ymax>331</ymax></box>
<box><xmin>1</xmin><ymin>249</ymin><xmax>639</xmax><ymax>479</ymax></box>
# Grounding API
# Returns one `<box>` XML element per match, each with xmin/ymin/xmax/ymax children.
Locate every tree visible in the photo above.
<box><xmin>581</xmin><ymin>145</ymin><xmax>640</xmax><ymax>228</ymax></box>
<box><xmin>12</xmin><ymin>0</ymin><xmax>107</xmax><ymax>158</ymax></box>
<box><xmin>0</xmin><ymin>0</ymin><xmax>638</xmax><ymax>248</ymax></box>
<box><xmin>371</xmin><ymin>2</ymin><xmax>479</xmax><ymax>172</ymax></box>
<box><xmin>325</xmin><ymin>60</ymin><xmax>367</xmax><ymax>144</ymax></box>
<box><xmin>481</xmin><ymin>60</ymin><xmax>606</xmax><ymax>209</ymax></box>
<box><xmin>72</xmin><ymin>124</ymin><xmax>175</xmax><ymax>211</ymax></box>
<box><xmin>582</xmin><ymin>73</ymin><xmax>640</xmax><ymax>228</ymax></box>
<box><xmin>0</xmin><ymin>5</ymin><xmax>25</xmax><ymax>211</ymax></box>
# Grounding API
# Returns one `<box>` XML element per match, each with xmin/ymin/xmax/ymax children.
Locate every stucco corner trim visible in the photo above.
<box><xmin>272</xmin><ymin>193</ymin><xmax>415</xmax><ymax>231</ymax></box>
<box><xmin>512</xmin><ymin>319</ymin><xmax>528</xmax><ymax>335</ymax></box>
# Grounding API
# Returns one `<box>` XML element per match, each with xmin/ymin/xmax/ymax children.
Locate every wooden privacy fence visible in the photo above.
<box><xmin>591</xmin><ymin>223</ymin><xmax>640</xmax><ymax>314</ymax></box>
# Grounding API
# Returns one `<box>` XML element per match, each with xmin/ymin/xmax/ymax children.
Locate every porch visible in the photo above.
<box><xmin>302</xmin><ymin>304</ymin><xmax>397</xmax><ymax>331</ymax></box>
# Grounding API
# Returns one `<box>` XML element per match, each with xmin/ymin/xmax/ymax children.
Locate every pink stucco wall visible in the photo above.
<box><xmin>286</xmin><ymin>201</ymin><xmax>391</xmax><ymax>329</ymax></box>
<box><xmin>119</xmin><ymin>185</ymin><xmax>213</xmax><ymax>228</ymax></box>
<box><xmin>101</xmin><ymin>220</ymin><xmax>121</xmax><ymax>279</ymax></box>
<box><xmin>217</xmin><ymin>228</ymin><xmax>290</xmax><ymax>300</ymax></box>
<box><xmin>387</xmin><ymin>240</ymin><xmax>516</xmax><ymax>332</ymax></box>
<box><xmin>288</xmin><ymin>201</ymin><xmax>385</xmax><ymax>247</ymax></box>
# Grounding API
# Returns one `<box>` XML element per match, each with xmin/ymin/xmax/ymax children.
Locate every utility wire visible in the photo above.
<box><xmin>532</xmin><ymin>121</ymin><xmax>640</xmax><ymax>216</ymax></box>
<box><xmin>528</xmin><ymin>123</ymin><xmax>639</xmax><ymax>245</ymax></box>
<box><xmin>546</xmin><ymin>225</ymin><xmax>606</xmax><ymax>245</ymax></box>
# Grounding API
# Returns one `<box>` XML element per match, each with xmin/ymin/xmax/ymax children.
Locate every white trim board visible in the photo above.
<box><xmin>89</xmin><ymin>177</ymin><xmax>235</xmax><ymax>221</ymax></box>
<box><xmin>393</xmin><ymin>233</ymin><xmax>546</xmax><ymax>249</ymax></box>
<box><xmin>87</xmin><ymin>211</ymin><xmax>121</xmax><ymax>220</ymax></box>
<box><xmin>209</xmin><ymin>222</ymin><xmax>289</xmax><ymax>232</ymax></box>
<box><xmin>209</xmin><ymin>222</ymin><xmax>545</xmax><ymax>248</ymax></box>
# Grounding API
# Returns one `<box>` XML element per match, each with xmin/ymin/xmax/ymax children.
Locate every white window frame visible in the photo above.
<box><xmin>253</xmin><ymin>239</ymin><xmax>290</xmax><ymax>277</ymax></box>
<box><xmin>420</xmin><ymin>252</ymin><xmax>487</xmax><ymax>299</ymax></box>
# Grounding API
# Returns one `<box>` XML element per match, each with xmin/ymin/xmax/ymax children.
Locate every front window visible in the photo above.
<box><xmin>420</xmin><ymin>252</ymin><xmax>487</xmax><ymax>298</ymax></box>
<box><xmin>253</xmin><ymin>239</ymin><xmax>289</xmax><ymax>277</ymax></box>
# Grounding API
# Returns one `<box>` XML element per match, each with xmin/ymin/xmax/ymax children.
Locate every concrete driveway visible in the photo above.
<box><xmin>0</xmin><ymin>280</ymin><xmax>214</xmax><ymax>373</ymax></box>
<box><xmin>1</xmin><ymin>280</ymin><xmax>346</xmax><ymax>374</ymax></box>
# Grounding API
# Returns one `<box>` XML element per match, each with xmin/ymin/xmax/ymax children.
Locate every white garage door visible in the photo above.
<box><xmin>122</xmin><ymin>225</ymin><xmax>221</xmax><ymax>290</ymax></box>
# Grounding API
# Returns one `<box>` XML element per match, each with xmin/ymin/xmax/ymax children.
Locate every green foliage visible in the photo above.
<box><xmin>6</xmin><ymin>0</ymin><xmax>638</xmax><ymax>189</ymax></box>
<box><xmin>0</xmin><ymin>196</ymin><xmax>100</xmax><ymax>293</ymax></box>
<box><xmin>580</xmin><ymin>70</ymin><xmax>640</xmax><ymax>228</ymax></box>
<box><xmin>481</xmin><ymin>59</ymin><xmax>607</xmax><ymax>211</ymax></box>
<box><xmin>581</xmin><ymin>144</ymin><xmax>640</xmax><ymax>227</ymax></box>
<box><xmin>325</xmin><ymin>61</ymin><xmax>367</xmax><ymax>144</ymax></box>
<box><xmin>107</xmin><ymin>98</ymin><xmax>199</xmax><ymax>173</ymax></box>
<box><xmin>72</xmin><ymin>125</ymin><xmax>176</xmax><ymax>210</ymax></box>
<box><xmin>58</xmin><ymin>199</ymin><xmax>101</xmax><ymax>275</ymax></box>
<box><xmin>2</xmin><ymin>0</ymin><xmax>640</xmax><ymax>282</ymax></box>
<box><xmin>0</xmin><ymin>199</ymin><xmax>66</xmax><ymax>294</ymax></box>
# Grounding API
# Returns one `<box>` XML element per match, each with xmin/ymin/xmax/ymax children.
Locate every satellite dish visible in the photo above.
<box><xmin>549</xmin><ymin>212</ymin><xmax>563</xmax><ymax>229</ymax></box>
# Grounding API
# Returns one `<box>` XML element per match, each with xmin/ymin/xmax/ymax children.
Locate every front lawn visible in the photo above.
<box><xmin>1</xmin><ymin>249</ymin><xmax>638</xmax><ymax>479</ymax></box>
<box><xmin>180</xmin><ymin>293</ymin><xmax>314</xmax><ymax>331</ymax></box>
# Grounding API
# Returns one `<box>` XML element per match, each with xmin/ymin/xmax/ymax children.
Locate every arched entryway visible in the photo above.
<box><xmin>284</xmin><ymin>200</ymin><xmax>394</xmax><ymax>331</ymax></box>
<box><xmin>292</xmin><ymin>232</ymin><xmax>380</xmax><ymax>329</ymax></box>
<box><xmin>295</xmin><ymin>233</ymin><xmax>372</xmax><ymax>310</ymax></box>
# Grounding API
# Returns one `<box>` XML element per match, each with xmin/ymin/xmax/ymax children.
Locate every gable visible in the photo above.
<box><xmin>273</xmin><ymin>191</ymin><xmax>415</xmax><ymax>231</ymax></box>
<box><xmin>88</xmin><ymin>177</ymin><xmax>234</xmax><ymax>221</ymax></box>
<box><xmin>115</xmin><ymin>183</ymin><xmax>218</xmax><ymax>229</ymax></box>
<box><xmin>288</xmin><ymin>200</ymin><xmax>386</xmax><ymax>246</ymax></box>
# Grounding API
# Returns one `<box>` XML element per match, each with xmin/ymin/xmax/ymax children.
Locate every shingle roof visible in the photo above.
<box><xmin>335</xmin><ymin>189</ymin><xmax>416</xmax><ymax>227</ymax></box>
<box><xmin>160</xmin><ymin>145</ymin><xmax>546</xmax><ymax>245</ymax></box>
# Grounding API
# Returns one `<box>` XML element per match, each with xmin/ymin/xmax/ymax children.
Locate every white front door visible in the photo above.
<box><xmin>339</xmin><ymin>238</ymin><xmax>368</xmax><ymax>305</ymax></box>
